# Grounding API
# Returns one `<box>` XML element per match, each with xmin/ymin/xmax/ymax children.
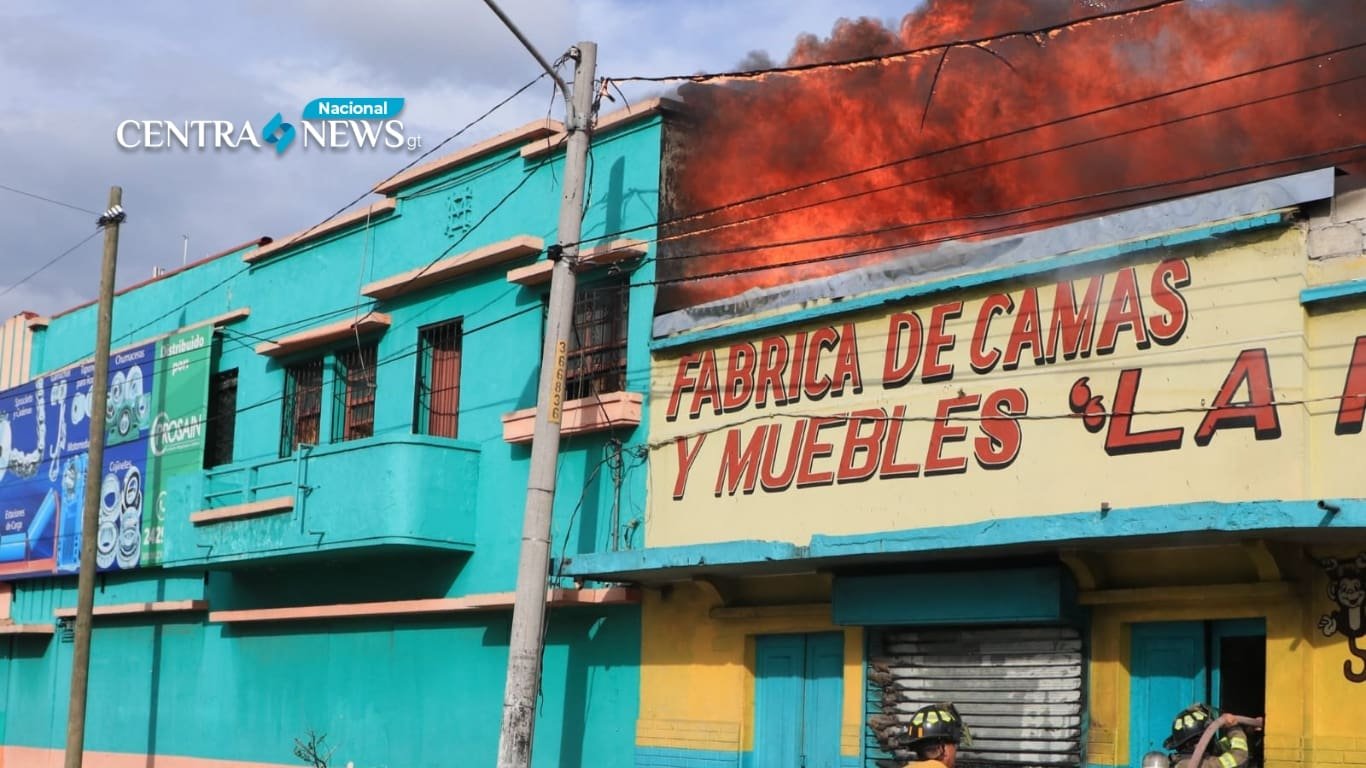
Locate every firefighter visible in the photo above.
<box><xmin>1142</xmin><ymin>751</ymin><xmax>1171</xmax><ymax>768</ymax></box>
<box><xmin>903</xmin><ymin>703</ymin><xmax>970</xmax><ymax>768</ymax></box>
<box><xmin>1163</xmin><ymin>705</ymin><xmax>1251</xmax><ymax>768</ymax></box>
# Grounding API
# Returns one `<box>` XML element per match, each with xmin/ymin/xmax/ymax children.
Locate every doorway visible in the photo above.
<box><xmin>1128</xmin><ymin>619</ymin><xmax>1265</xmax><ymax>765</ymax></box>
<box><xmin>753</xmin><ymin>632</ymin><xmax>843</xmax><ymax>768</ymax></box>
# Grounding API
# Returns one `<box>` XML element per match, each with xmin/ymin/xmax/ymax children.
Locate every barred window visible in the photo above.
<box><xmin>334</xmin><ymin>343</ymin><xmax>378</xmax><ymax>442</ymax></box>
<box><xmin>414</xmin><ymin>319</ymin><xmax>462</xmax><ymax>438</ymax></box>
<box><xmin>565</xmin><ymin>276</ymin><xmax>628</xmax><ymax>401</ymax></box>
<box><xmin>280</xmin><ymin>358</ymin><xmax>324</xmax><ymax>457</ymax></box>
<box><xmin>204</xmin><ymin>368</ymin><xmax>238</xmax><ymax>468</ymax></box>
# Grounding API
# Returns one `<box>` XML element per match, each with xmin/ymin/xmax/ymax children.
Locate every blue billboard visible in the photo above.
<box><xmin>0</xmin><ymin>341</ymin><xmax>157</xmax><ymax>576</ymax></box>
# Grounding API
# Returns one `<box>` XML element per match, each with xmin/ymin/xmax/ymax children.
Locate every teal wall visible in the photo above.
<box><xmin>1</xmin><ymin>115</ymin><xmax>662</xmax><ymax>764</ymax></box>
<box><xmin>2</xmin><ymin>580</ymin><xmax>639</xmax><ymax>767</ymax></box>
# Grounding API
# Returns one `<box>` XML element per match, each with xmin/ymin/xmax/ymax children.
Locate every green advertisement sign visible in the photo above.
<box><xmin>141</xmin><ymin>327</ymin><xmax>213</xmax><ymax>566</ymax></box>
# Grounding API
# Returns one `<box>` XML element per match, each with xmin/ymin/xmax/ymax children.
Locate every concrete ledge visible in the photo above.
<box><xmin>0</xmin><ymin>622</ymin><xmax>54</xmax><ymax>636</ymax></box>
<box><xmin>243</xmin><ymin>199</ymin><xmax>397</xmax><ymax>264</ymax></box>
<box><xmin>505</xmin><ymin>238</ymin><xmax>648</xmax><ymax>286</ymax></box>
<box><xmin>561</xmin><ymin>500</ymin><xmax>1366</xmax><ymax>581</ymax></box>
<box><xmin>209</xmin><ymin>587</ymin><xmax>639</xmax><ymax>624</ymax></box>
<box><xmin>54</xmin><ymin>600</ymin><xmax>209</xmax><ymax>619</ymax></box>
<box><xmin>375</xmin><ymin>118</ymin><xmax>562</xmax><ymax>194</ymax></box>
<box><xmin>191</xmin><ymin>495</ymin><xmax>295</xmax><ymax>526</ymax></box>
<box><xmin>1301</xmin><ymin>278</ymin><xmax>1366</xmax><ymax>308</ymax></box>
<box><xmin>502</xmin><ymin>391</ymin><xmax>642</xmax><ymax>444</ymax></box>
<box><xmin>363</xmin><ymin>235</ymin><xmax>543</xmax><ymax>300</ymax></box>
<box><xmin>255</xmin><ymin>311</ymin><xmax>390</xmax><ymax>357</ymax></box>
<box><xmin>25</xmin><ymin>315</ymin><xmax>50</xmax><ymax>330</ymax></box>
<box><xmin>192</xmin><ymin>307</ymin><xmax>251</xmax><ymax>330</ymax></box>
<box><xmin>521</xmin><ymin>98</ymin><xmax>677</xmax><ymax>160</ymax></box>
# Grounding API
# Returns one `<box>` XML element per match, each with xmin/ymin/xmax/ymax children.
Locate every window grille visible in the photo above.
<box><xmin>334</xmin><ymin>343</ymin><xmax>377</xmax><ymax>442</ymax></box>
<box><xmin>414</xmin><ymin>319</ymin><xmax>462</xmax><ymax>438</ymax></box>
<box><xmin>280</xmin><ymin>358</ymin><xmax>324</xmax><ymax>457</ymax></box>
<box><xmin>565</xmin><ymin>277</ymin><xmax>628</xmax><ymax>401</ymax></box>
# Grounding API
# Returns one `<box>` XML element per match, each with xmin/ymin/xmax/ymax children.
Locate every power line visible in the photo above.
<box><xmin>0</xmin><ymin>230</ymin><xmax>103</xmax><ymax>300</ymax></box>
<box><xmin>635</xmin><ymin>143</ymin><xmax>1366</xmax><ymax>288</ymax></box>
<box><xmin>0</xmin><ymin>183</ymin><xmax>100</xmax><ymax>216</ymax></box>
<box><xmin>607</xmin><ymin>0</ymin><xmax>1189</xmax><ymax>84</ymax></box>
<box><xmin>112</xmin><ymin>74</ymin><xmax>549</xmax><ymax>346</ymax></box>
<box><xmin>646</xmin><ymin>70</ymin><xmax>1366</xmax><ymax>258</ymax></box>
<box><xmin>568</xmin><ymin>40</ymin><xmax>1366</xmax><ymax>252</ymax></box>
<box><xmin>645</xmin><ymin>391</ymin><xmax>1360</xmax><ymax>452</ymax></box>
<box><xmin>208</xmin><ymin>143</ymin><xmax>1363</xmax><ymax>439</ymax></box>
<box><xmin>260</xmin><ymin>72</ymin><xmax>550</xmax><ymax>264</ymax></box>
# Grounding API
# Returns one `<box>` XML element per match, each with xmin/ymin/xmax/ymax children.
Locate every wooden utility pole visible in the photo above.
<box><xmin>482</xmin><ymin>3</ymin><xmax>598</xmax><ymax>765</ymax></box>
<box><xmin>64</xmin><ymin>186</ymin><xmax>124</xmax><ymax>768</ymax></box>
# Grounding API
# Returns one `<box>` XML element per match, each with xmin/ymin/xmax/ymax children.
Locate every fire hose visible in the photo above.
<box><xmin>1185</xmin><ymin>714</ymin><xmax>1264</xmax><ymax>768</ymax></box>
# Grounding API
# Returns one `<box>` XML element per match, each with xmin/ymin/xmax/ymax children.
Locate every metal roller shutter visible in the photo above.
<box><xmin>866</xmin><ymin>626</ymin><xmax>1084</xmax><ymax>768</ymax></box>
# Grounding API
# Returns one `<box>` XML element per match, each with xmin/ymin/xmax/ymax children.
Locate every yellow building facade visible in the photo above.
<box><xmin>565</xmin><ymin>169</ymin><xmax>1366</xmax><ymax>768</ymax></box>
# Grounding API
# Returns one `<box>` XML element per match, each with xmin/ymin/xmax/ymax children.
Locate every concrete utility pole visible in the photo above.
<box><xmin>484</xmin><ymin>3</ymin><xmax>597</xmax><ymax>765</ymax></box>
<box><xmin>64</xmin><ymin>187</ymin><xmax>124</xmax><ymax>768</ymax></box>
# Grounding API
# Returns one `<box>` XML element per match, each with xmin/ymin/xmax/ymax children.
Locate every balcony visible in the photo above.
<box><xmin>167</xmin><ymin>434</ymin><xmax>479</xmax><ymax>567</ymax></box>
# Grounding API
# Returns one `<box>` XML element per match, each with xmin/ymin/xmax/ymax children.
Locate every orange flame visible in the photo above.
<box><xmin>657</xmin><ymin>0</ymin><xmax>1366</xmax><ymax>313</ymax></box>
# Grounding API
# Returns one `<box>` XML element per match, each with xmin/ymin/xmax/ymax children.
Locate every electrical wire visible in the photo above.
<box><xmin>0</xmin><ymin>230</ymin><xmax>103</xmax><ymax>300</ymax></box>
<box><xmin>645</xmin><ymin>392</ymin><xmax>1361</xmax><ymax>452</ymax></box>
<box><xmin>264</xmin><ymin>71</ymin><xmax>550</xmax><ymax>261</ymax></box>
<box><xmin>633</xmin><ymin>143</ymin><xmax>1366</xmax><ymax>288</ymax></box>
<box><xmin>607</xmin><ymin>0</ymin><xmax>1190</xmax><ymax>84</ymax></box>
<box><xmin>111</xmin><ymin>73</ymin><xmax>548</xmax><ymax>346</ymax></box>
<box><xmin>109</xmin><ymin>139</ymin><xmax>1366</xmax><ymax>433</ymax></box>
<box><xmin>567</xmin><ymin>40</ymin><xmax>1366</xmax><ymax>253</ymax></box>
<box><xmin>643</xmin><ymin>72</ymin><xmax>1366</xmax><ymax>261</ymax></box>
<box><xmin>0</xmin><ymin>183</ymin><xmax>101</xmax><ymax>216</ymax></box>
<box><xmin>630</xmin><ymin>141</ymin><xmax>1366</xmax><ymax>288</ymax></box>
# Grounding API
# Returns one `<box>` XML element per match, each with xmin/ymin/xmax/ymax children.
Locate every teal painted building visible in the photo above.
<box><xmin>0</xmin><ymin>103</ymin><xmax>670</xmax><ymax>767</ymax></box>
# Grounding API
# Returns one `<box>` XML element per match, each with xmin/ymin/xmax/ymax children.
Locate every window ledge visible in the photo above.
<box><xmin>244</xmin><ymin>199</ymin><xmax>397</xmax><ymax>264</ymax></box>
<box><xmin>53</xmin><ymin>600</ymin><xmax>208</xmax><ymax>619</ymax></box>
<box><xmin>505</xmin><ymin>239</ymin><xmax>647</xmax><ymax>286</ymax></box>
<box><xmin>190</xmin><ymin>495</ymin><xmax>294</xmax><ymax>526</ymax></box>
<box><xmin>501</xmin><ymin>390</ymin><xmax>642</xmax><ymax>444</ymax></box>
<box><xmin>362</xmin><ymin>235</ymin><xmax>543</xmax><ymax>300</ymax></box>
<box><xmin>255</xmin><ymin>311</ymin><xmax>390</xmax><ymax>357</ymax></box>
<box><xmin>208</xmin><ymin>587</ymin><xmax>638</xmax><ymax>624</ymax></box>
<box><xmin>0</xmin><ymin>622</ymin><xmax>54</xmax><ymax>636</ymax></box>
<box><xmin>1301</xmin><ymin>278</ymin><xmax>1366</xmax><ymax>308</ymax></box>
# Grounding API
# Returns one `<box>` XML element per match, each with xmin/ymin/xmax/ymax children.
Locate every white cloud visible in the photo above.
<box><xmin>0</xmin><ymin>0</ymin><xmax>914</xmax><ymax>319</ymax></box>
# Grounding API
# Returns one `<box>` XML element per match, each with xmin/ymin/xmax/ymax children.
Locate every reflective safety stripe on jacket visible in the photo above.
<box><xmin>1174</xmin><ymin>726</ymin><xmax>1250</xmax><ymax>768</ymax></box>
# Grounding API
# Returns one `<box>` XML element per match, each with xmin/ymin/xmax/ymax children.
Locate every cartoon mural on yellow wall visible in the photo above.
<box><xmin>1317</xmin><ymin>554</ymin><xmax>1366</xmax><ymax>683</ymax></box>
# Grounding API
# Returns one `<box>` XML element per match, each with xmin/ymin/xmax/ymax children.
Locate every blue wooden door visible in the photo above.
<box><xmin>803</xmin><ymin>633</ymin><xmax>845</xmax><ymax>768</ymax></box>
<box><xmin>755</xmin><ymin>633</ymin><xmax>844</xmax><ymax>768</ymax></box>
<box><xmin>1129</xmin><ymin>622</ymin><xmax>1207</xmax><ymax>766</ymax></box>
<box><xmin>755</xmin><ymin>635</ymin><xmax>806</xmax><ymax>768</ymax></box>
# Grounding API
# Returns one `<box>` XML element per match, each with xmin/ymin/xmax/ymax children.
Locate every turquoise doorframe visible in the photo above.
<box><xmin>1129</xmin><ymin>622</ymin><xmax>1207</xmax><ymax>766</ymax></box>
<box><xmin>754</xmin><ymin>633</ymin><xmax>844</xmax><ymax>768</ymax></box>
<box><xmin>1209</xmin><ymin>618</ymin><xmax>1266</xmax><ymax>712</ymax></box>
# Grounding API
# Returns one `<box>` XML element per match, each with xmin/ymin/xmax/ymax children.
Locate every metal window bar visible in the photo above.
<box><xmin>334</xmin><ymin>343</ymin><xmax>377</xmax><ymax>442</ymax></box>
<box><xmin>415</xmin><ymin>319</ymin><xmax>462</xmax><ymax>438</ymax></box>
<box><xmin>280</xmin><ymin>358</ymin><xmax>324</xmax><ymax>458</ymax></box>
<box><xmin>565</xmin><ymin>277</ymin><xmax>628</xmax><ymax>401</ymax></box>
<box><xmin>204</xmin><ymin>368</ymin><xmax>238</xmax><ymax>468</ymax></box>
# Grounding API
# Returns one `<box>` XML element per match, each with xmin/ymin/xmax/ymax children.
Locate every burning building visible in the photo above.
<box><xmin>562</xmin><ymin>2</ymin><xmax>1366</xmax><ymax>767</ymax></box>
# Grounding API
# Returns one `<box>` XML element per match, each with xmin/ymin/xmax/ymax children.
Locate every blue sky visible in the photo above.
<box><xmin>0</xmin><ymin>0</ymin><xmax>916</xmax><ymax>319</ymax></box>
